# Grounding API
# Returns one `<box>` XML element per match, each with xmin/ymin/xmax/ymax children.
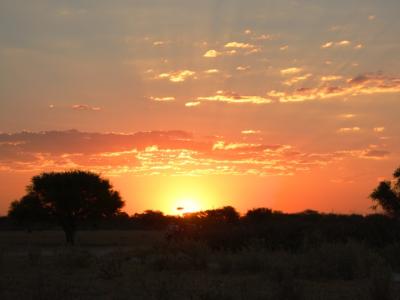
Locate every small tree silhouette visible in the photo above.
<box><xmin>370</xmin><ymin>166</ymin><xmax>400</xmax><ymax>218</ymax></box>
<box><xmin>8</xmin><ymin>192</ymin><xmax>50</xmax><ymax>232</ymax></box>
<box><xmin>8</xmin><ymin>170</ymin><xmax>124</xmax><ymax>244</ymax></box>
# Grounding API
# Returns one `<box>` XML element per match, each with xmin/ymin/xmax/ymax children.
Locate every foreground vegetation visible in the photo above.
<box><xmin>1</xmin><ymin>230</ymin><xmax>400</xmax><ymax>300</ymax></box>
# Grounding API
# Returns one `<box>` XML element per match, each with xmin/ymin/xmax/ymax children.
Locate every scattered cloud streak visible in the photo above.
<box><xmin>269</xmin><ymin>73</ymin><xmax>400</xmax><ymax>102</ymax></box>
<box><xmin>280</xmin><ymin>67</ymin><xmax>302</xmax><ymax>75</ymax></box>
<box><xmin>337</xmin><ymin>127</ymin><xmax>361</xmax><ymax>133</ymax></box>
<box><xmin>196</xmin><ymin>91</ymin><xmax>272</xmax><ymax>105</ymax></box>
<box><xmin>203</xmin><ymin>49</ymin><xmax>221</xmax><ymax>58</ymax></box>
<box><xmin>224</xmin><ymin>42</ymin><xmax>255</xmax><ymax>49</ymax></box>
<box><xmin>157</xmin><ymin>70</ymin><xmax>196</xmax><ymax>82</ymax></box>
<box><xmin>148</xmin><ymin>96</ymin><xmax>175</xmax><ymax>102</ymax></box>
<box><xmin>321</xmin><ymin>40</ymin><xmax>351</xmax><ymax>48</ymax></box>
<box><xmin>71</xmin><ymin>104</ymin><xmax>101</xmax><ymax>111</ymax></box>
<box><xmin>0</xmin><ymin>130</ymin><xmax>386</xmax><ymax>176</ymax></box>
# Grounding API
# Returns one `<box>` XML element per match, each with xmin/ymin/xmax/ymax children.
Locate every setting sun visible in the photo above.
<box><xmin>174</xmin><ymin>198</ymin><xmax>201</xmax><ymax>215</ymax></box>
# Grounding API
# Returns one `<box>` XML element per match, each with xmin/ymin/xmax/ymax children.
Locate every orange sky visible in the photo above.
<box><xmin>0</xmin><ymin>0</ymin><xmax>399</xmax><ymax>215</ymax></box>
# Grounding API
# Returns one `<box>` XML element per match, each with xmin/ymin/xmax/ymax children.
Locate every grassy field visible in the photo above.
<box><xmin>0</xmin><ymin>230</ymin><xmax>398</xmax><ymax>299</ymax></box>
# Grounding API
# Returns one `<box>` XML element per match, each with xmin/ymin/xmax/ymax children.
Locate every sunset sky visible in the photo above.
<box><xmin>1</xmin><ymin>0</ymin><xmax>399</xmax><ymax>215</ymax></box>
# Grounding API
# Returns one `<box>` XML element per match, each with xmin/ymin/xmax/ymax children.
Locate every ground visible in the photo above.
<box><xmin>0</xmin><ymin>230</ymin><xmax>397</xmax><ymax>299</ymax></box>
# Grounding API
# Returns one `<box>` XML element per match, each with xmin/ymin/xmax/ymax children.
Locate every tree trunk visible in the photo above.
<box><xmin>64</xmin><ymin>227</ymin><xmax>75</xmax><ymax>245</ymax></box>
<box><xmin>61</xmin><ymin>218</ymin><xmax>76</xmax><ymax>245</ymax></box>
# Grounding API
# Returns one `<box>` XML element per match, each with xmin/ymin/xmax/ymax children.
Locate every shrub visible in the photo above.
<box><xmin>54</xmin><ymin>248</ymin><xmax>94</xmax><ymax>269</ymax></box>
<box><xmin>27</xmin><ymin>247</ymin><xmax>42</xmax><ymax>266</ymax></box>
<box><xmin>97</xmin><ymin>257</ymin><xmax>123</xmax><ymax>279</ymax></box>
<box><xmin>369</xmin><ymin>259</ymin><xmax>393</xmax><ymax>300</ymax></box>
<box><xmin>299</xmin><ymin>241</ymin><xmax>381</xmax><ymax>280</ymax></box>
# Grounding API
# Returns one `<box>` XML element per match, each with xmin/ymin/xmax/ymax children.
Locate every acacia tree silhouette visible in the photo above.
<box><xmin>8</xmin><ymin>192</ymin><xmax>50</xmax><ymax>232</ymax></box>
<box><xmin>370</xmin><ymin>166</ymin><xmax>400</xmax><ymax>218</ymax></box>
<box><xmin>9</xmin><ymin>170</ymin><xmax>124</xmax><ymax>245</ymax></box>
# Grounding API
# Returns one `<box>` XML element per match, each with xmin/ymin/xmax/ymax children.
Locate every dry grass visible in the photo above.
<box><xmin>0</xmin><ymin>230</ymin><xmax>398</xmax><ymax>299</ymax></box>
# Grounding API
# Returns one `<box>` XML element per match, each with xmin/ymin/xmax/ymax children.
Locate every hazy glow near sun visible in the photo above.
<box><xmin>174</xmin><ymin>198</ymin><xmax>202</xmax><ymax>214</ymax></box>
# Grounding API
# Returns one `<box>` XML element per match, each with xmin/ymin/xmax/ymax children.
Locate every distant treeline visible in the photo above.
<box><xmin>3</xmin><ymin>207</ymin><xmax>400</xmax><ymax>251</ymax></box>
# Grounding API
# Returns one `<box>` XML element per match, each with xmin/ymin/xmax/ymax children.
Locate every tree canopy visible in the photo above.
<box><xmin>370</xmin><ymin>166</ymin><xmax>400</xmax><ymax>218</ymax></box>
<box><xmin>8</xmin><ymin>170</ymin><xmax>124</xmax><ymax>244</ymax></box>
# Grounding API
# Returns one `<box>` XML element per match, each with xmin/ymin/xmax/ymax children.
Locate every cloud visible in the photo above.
<box><xmin>152</xmin><ymin>40</ymin><xmax>169</xmax><ymax>46</ymax></box>
<box><xmin>337</xmin><ymin>127</ymin><xmax>361</xmax><ymax>133</ymax></box>
<box><xmin>321</xmin><ymin>40</ymin><xmax>351</xmax><ymax>48</ymax></box>
<box><xmin>373</xmin><ymin>127</ymin><xmax>385</xmax><ymax>133</ymax></box>
<box><xmin>321</xmin><ymin>42</ymin><xmax>333</xmax><ymax>49</ymax></box>
<box><xmin>361</xmin><ymin>149</ymin><xmax>389</xmax><ymax>159</ymax></box>
<box><xmin>241</xmin><ymin>130</ymin><xmax>261</xmax><ymax>135</ymax></box>
<box><xmin>368</xmin><ymin>15</ymin><xmax>376</xmax><ymax>21</ymax></box>
<box><xmin>280</xmin><ymin>67</ymin><xmax>302</xmax><ymax>76</ymax></box>
<box><xmin>72</xmin><ymin>104</ymin><xmax>101</xmax><ymax>111</ymax></box>
<box><xmin>185</xmin><ymin>101</ymin><xmax>201</xmax><ymax>107</ymax></box>
<box><xmin>224</xmin><ymin>42</ymin><xmax>255</xmax><ymax>49</ymax></box>
<box><xmin>337</xmin><ymin>40</ymin><xmax>351</xmax><ymax>46</ymax></box>
<box><xmin>283</xmin><ymin>73</ymin><xmax>312</xmax><ymax>86</ymax></box>
<box><xmin>321</xmin><ymin>75</ymin><xmax>343</xmax><ymax>82</ymax></box>
<box><xmin>203</xmin><ymin>49</ymin><xmax>221</xmax><ymax>58</ymax></box>
<box><xmin>148</xmin><ymin>96</ymin><xmax>175</xmax><ymax>102</ymax></box>
<box><xmin>280</xmin><ymin>45</ymin><xmax>289</xmax><ymax>51</ymax></box>
<box><xmin>252</xmin><ymin>34</ymin><xmax>273</xmax><ymax>41</ymax></box>
<box><xmin>269</xmin><ymin>72</ymin><xmax>400</xmax><ymax>102</ymax></box>
<box><xmin>157</xmin><ymin>70</ymin><xmax>196</xmax><ymax>82</ymax></box>
<box><xmin>0</xmin><ymin>130</ymin><xmax>389</xmax><ymax>176</ymax></box>
<box><xmin>204</xmin><ymin>43</ymin><xmax>258</xmax><ymax>58</ymax></box>
<box><xmin>338</xmin><ymin>114</ymin><xmax>356</xmax><ymax>119</ymax></box>
<box><xmin>196</xmin><ymin>90</ymin><xmax>273</xmax><ymax>105</ymax></box>
<box><xmin>245</xmin><ymin>48</ymin><xmax>262</xmax><ymax>55</ymax></box>
<box><xmin>204</xmin><ymin>69</ymin><xmax>220</xmax><ymax>74</ymax></box>
<box><xmin>236</xmin><ymin>66</ymin><xmax>250</xmax><ymax>71</ymax></box>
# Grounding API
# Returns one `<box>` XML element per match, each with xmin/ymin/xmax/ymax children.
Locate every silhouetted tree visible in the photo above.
<box><xmin>8</xmin><ymin>170</ymin><xmax>124</xmax><ymax>244</ymax></box>
<box><xmin>132</xmin><ymin>210</ymin><xmax>168</xmax><ymax>229</ymax></box>
<box><xmin>8</xmin><ymin>192</ymin><xmax>50</xmax><ymax>231</ymax></box>
<box><xmin>244</xmin><ymin>207</ymin><xmax>273</xmax><ymax>222</ymax></box>
<box><xmin>202</xmin><ymin>206</ymin><xmax>240</xmax><ymax>224</ymax></box>
<box><xmin>370</xmin><ymin>166</ymin><xmax>400</xmax><ymax>218</ymax></box>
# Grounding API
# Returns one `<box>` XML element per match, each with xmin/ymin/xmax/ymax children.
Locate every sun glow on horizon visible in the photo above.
<box><xmin>150</xmin><ymin>176</ymin><xmax>221</xmax><ymax>216</ymax></box>
<box><xmin>174</xmin><ymin>197</ymin><xmax>202</xmax><ymax>215</ymax></box>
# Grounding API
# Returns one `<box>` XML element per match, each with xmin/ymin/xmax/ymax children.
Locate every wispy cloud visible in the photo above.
<box><xmin>283</xmin><ymin>73</ymin><xmax>312</xmax><ymax>86</ymax></box>
<box><xmin>280</xmin><ymin>67</ymin><xmax>302</xmax><ymax>75</ymax></box>
<box><xmin>204</xmin><ymin>69</ymin><xmax>220</xmax><ymax>74</ymax></box>
<box><xmin>157</xmin><ymin>70</ymin><xmax>196</xmax><ymax>82</ymax></box>
<box><xmin>236</xmin><ymin>66</ymin><xmax>250</xmax><ymax>71</ymax></box>
<box><xmin>241</xmin><ymin>130</ymin><xmax>261</xmax><ymax>135</ymax></box>
<box><xmin>321</xmin><ymin>75</ymin><xmax>343</xmax><ymax>82</ymax></box>
<box><xmin>338</xmin><ymin>114</ymin><xmax>356</xmax><ymax>119</ymax></box>
<box><xmin>0</xmin><ymin>130</ymin><xmax>389</xmax><ymax>176</ymax></box>
<box><xmin>224</xmin><ymin>42</ymin><xmax>255</xmax><ymax>49</ymax></box>
<box><xmin>321</xmin><ymin>40</ymin><xmax>351</xmax><ymax>48</ymax></box>
<box><xmin>148</xmin><ymin>96</ymin><xmax>175</xmax><ymax>102</ymax></box>
<box><xmin>373</xmin><ymin>127</ymin><xmax>385</xmax><ymax>133</ymax></box>
<box><xmin>72</xmin><ymin>104</ymin><xmax>101</xmax><ymax>111</ymax></box>
<box><xmin>185</xmin><ymin>101</ymin><xmax>201</xmax><ymax>107</ymax></box>
<box><xmin>280</xmin><ymin>45</ymin><xmax>289</xmax><ymax>51</ymax></box>
<box><xmin>337</xmin><ymin>127</ymin><xmax>361</xmax><ymax>133</ymax></box>
<box><xmin>203</xmin><ymin>49</ymin><xmax>221</xmax><ymax>58</ymax></box>
<box><xmin>196</xmin><ymin>90</ymin><xmax>272</xmax><ymax>105</ymax></box>
<box><xmin>269</xmin><ymin>73</ymin><xmax>400</xmax><ymax>102</ymax></box>
<box><xmin>152</xmin><ymin>40</ymin><xmax>169</xmax><ymax>47</ymax></box>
